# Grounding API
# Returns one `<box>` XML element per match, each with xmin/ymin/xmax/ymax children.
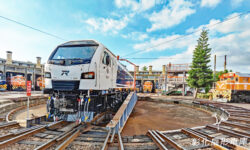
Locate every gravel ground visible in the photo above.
<box><xmin>122</xmin><ymin>101</ymin><xmax>215</xmax><ymax>136</ymax></box>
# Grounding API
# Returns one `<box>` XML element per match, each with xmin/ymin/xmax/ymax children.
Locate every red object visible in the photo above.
<box><xmin>26</xmin><ymin>81</ymin><xmax>32</xmax><ymax>96</ymax></box>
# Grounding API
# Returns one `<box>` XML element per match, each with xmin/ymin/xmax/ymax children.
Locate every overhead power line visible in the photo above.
<box><xmin>124</xmin><ymin>55</ymin><xmax>227</xmax><ymax>60</ymax></box>
<box><xmin>123</xmin><ymin>10</ymin><xmax>250</xmax><ymax>57</ymax></box>
<box><xmin>0</xmin><ymin>15</ymin><xmax>67</xmax><ymax>41</ymax></box>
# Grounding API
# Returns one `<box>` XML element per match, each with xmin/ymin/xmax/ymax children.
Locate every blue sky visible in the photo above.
<box><xmin>0</xmin><ymin>0</ymin><xmax>249</xmax><ymax>72</ymax></box>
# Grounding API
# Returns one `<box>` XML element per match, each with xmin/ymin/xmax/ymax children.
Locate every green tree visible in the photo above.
<box><xmin>214</xmin><ymin>70</ymin><xmax>228</xmax><ymax>81</ymax></box>
<box><xmin>142</xmin><ymin>66</ymin><xmax>148</xmax><ymax>71</ymax></box>
<box><xmin>187</xmin><ymin>30</ymin><xmax>213</xmax><ymax>98</ymax></box>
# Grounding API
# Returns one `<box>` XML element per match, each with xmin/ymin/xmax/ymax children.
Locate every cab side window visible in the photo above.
<box><xmin>102</xmin><ymin>51</ymin><xmax>110</xmax><ymax>66</ymax></box>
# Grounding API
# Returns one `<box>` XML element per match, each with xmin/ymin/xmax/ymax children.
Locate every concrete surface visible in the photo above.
<box><xmin>13</xmin><ymin>104</ymin><xmax>47</xmax><ymax>127</ymax></box>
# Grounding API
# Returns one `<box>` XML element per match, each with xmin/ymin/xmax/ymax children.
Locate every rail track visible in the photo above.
<box><xmin>0</xmin><ymin>93</ymin><xmax>249</xmax><ymax>150</ymax></box>
<box><xmin>0</xmin><ymin>120</ymin><xmax>73</xmax><ymax>149</ymax></box>
<box><xmin>148</xmin><ymin>101</ymin><xmax>250</xmax><ymax>150</ymax></box>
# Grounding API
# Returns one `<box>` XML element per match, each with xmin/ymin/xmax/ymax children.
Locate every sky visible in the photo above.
<box><xmin>0</xmin><ymin>0</ymin><xmax>249</xmax><ymax>72</ymax></box>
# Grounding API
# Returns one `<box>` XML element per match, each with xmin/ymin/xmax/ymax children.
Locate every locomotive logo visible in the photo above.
<box><xmin>61</xmin><ymin>70</ymin><xmax>69</xmax><ymax>76</ymax></box>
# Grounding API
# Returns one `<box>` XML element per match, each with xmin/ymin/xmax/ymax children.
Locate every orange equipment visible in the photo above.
<box><xmin>213</xmin><ymin>72</ymin><xmax>250</xmax><ymax>102</ymax></box>
<box><xmin>36</xmin><ymin>77</ymin><xmax>45</xmax><ymax>90</ymax></box>
<box><xmin>11</xmin><ymin>75</ymin><xmax>26</xmax><ymax>90</ymax></box>
<box><xmin>143</xmin><ymin>81</ymin><xmax>153</xmax><ymax>93</ymax></box>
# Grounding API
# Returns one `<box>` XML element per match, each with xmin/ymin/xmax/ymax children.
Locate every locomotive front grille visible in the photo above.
<box><xmin>52</xmin><ymin>81</ymin><xmax>80</xmax><ymax>91</ymax></box>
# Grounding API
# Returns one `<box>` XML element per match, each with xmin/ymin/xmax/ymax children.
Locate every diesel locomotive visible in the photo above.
<box><xmin>44</xmin><ymin>40</ymin><xmax>134</xmax><ymax>122</ymax></box>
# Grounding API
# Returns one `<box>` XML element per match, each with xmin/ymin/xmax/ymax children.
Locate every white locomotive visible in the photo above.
<box><xmin>44</xmin><ymin>40</ymin><xmax>133</xmax><ymax>122</ymax></box>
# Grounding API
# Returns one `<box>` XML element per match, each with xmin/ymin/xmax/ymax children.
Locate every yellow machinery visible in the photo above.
<box><xmin>213</xmin><ymin>72</ymin><xmax>250</xmax><ymax>102</ymax></box>
<box><xmin>143</xmin><ymin>81</ymin><xmax>153</xmax><ymax>93</ymax></box>
<box><xmin>36</xmin><ymin>77</ymin><xmax>45</xmax><ymax>90</ymax></box>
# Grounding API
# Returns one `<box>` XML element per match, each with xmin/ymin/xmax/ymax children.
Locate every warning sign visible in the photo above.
<box><xmin>26</xmin><ymin>81</ymin><xmax>31</xmax><ymax>96</ymax></box>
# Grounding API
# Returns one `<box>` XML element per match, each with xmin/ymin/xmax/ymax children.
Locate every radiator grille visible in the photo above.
<box><xmin>52</xmin><ymin>81</ymin><xmax>79</xmax><ymax>91</ymax></box>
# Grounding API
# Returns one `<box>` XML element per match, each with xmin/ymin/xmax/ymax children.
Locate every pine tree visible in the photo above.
<box><xmin>187</xmin><ymin>30</ymin><xmax>213</xmax><ymax>98</ymax></box>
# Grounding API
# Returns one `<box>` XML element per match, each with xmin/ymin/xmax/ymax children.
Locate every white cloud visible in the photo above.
<box><xmin>200</xmin><ymin>0</ymin><xmax>222</xmax><ymax>8</ymax></box>
<box><xmin>85</xmin><ymin>15</ymin><xmax>132</xmax><ymax>34</ymax></box>
<box><xmin>231</xmin><ymin>0</ymin><xmax>245</xmax><ymax>7</ymax></box>
<box><xmin>186</xmin><ymin>13</ymin><xmax>250</xmax><ymax>34</ymax></box>
<box><xmin>114</xmin><ymin>0</ymin><xmax>155</xmax><ymax>12</ymax></box>
<box><xmin>133</xmin><ymin>33</ymin><xmax>198</xmax><ymax>52</ymax></box>
<box><xmin>121</xmin><ymin>32</ymin><xmax>149</xmax><ymax>41</ymax></box>
<box><xmin>135</xmin><ymin>45</ymin><xmax>194</xmax><ymax>71</ymax></box>
<box><xmin>146</xmin><ymin>0</ymin><xmax>195</xmax><ymax>32</ymax></box>
<box><xmin>134</xmin><ymin>13</ymin><xmax>250</xmax><ymax>73</ymax></box>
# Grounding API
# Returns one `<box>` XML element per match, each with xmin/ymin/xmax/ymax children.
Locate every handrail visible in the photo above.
<box><xmin>106</xmin><ymin>92</ymin><xmax>137</xmax><ymax>133</ymax></box>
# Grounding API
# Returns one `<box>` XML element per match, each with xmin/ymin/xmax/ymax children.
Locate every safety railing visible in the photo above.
<box><xmin>106</xmin><ymin>92</ymin><xmax>137</xmax><ymax>133</ymax></box>
<box><xmin>102</xmin><ymin>92</ymin><xmax>138</xmax><ymax>150</ymax></box>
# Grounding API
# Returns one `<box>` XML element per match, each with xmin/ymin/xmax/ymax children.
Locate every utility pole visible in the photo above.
<box><xmin>213</xmin><ymin>55</ymin><xmax>216</xmax><ymax>80</ymax></box>
<box><xmin>224</xmin><ymin>55</ymin><xmax>227</xmax><ymax>72</ymax></box>
<box><xmin>213</xmin><ymin>55</ymin><xmax>216</xmax><ymax>89</ymax></box>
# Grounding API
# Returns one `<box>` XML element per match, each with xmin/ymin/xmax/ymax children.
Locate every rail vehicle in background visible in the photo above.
<box><xmin>10</xmin><ymin>75</ymin><xmax>26</xmax><ymax>90</ymax></box>
<box><xmin>0</xmin><ymin>73</ymin><xmax>7</xmax><ymax>91</ymax></box>
<box><xmin>143</xmin><ymin>81</ymin><xmax>153</xmax><ymax>93</ymax></box>
<box><xmin>213</xmin><ymin>72</ymin><xmax>250</xmax><ymax>102</ymax></box>
<box><xmin>44</xmin><ymin>40</ymin><xmax>134</xmax><ymax>122</ymax></box>
<box><xmin>36</xmin><ymin>76</ymin><xmax>45</xmax><ymax>90</ymax></box>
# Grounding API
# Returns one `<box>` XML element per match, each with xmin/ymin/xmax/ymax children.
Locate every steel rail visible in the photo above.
<box><xmin>206</xmin><ymin>125</ymin><xmax>250</xmax><ymax>142</ymax></box>
<box><xmin>147</xmin><ymin>130</ymin><xmax>168</xmax><ymax>150</ymax></box>
<box><xmin>101</xmin><ymin>129</ymin><xmax>111</xmax><ymax>150</ymax></box>
<box><xmin>181</xmin><ymin>128</ymin><xmax>228</xmax><ymax>150</ymax></box>
<box><xmin>41</xmin><ymin>124</ymin><xmax>93</xmax><ymax>150</ymax></box>
<box><xmin>55</xmin><ymin>129</ymin><xmax>80</xmax><ymax>150</ymax></box>
<box><xmin>0</xmin><ymin>121</ymin><xmax>19</xmax><ymax>129</ymax></box>
<box><xmin>228</xmin><ymin>117</ymin><xmax>250</xmax><ymax>124</ymax></box>
<box><xmin>0</xmin><ymin>126</ymin><xmax>46</xmax><ymax>149</ymax></box>
<box><xmin>35</xmin><ymin>129</ymin><xmax>77</xmax><ymax>150</ymax></box>
<box><xmin>226</xmin><ymin>110</ymin><xmax>250</xmax><ymax>113</ymax></box>
<box><xmin>221</xmin><ymin>121</ymin><xmax>250</xmax><ymax>130</ymax></box>
<box><xmin>230</xmin><ymin>114</ymin><xmax>250</xmax><ymax>119</ymax></box>
<box><xmin>156</xmin><ymin>130</ymin><xmax>184</xmax><ymax>150</ymax></box>
<box><xmin>188</xmin><ymin>128</ymin><xmax>248</xmax><ymax>150</ymax></box>
<box><xmin>117</xmin><ymin>131</ymin><xmax>124</xmax><ymax>150</ymax></box>
<box><xmin>0</xmin><ymin>126</ymin><xmax>41</xmax><ymax>142</ymax></box>
<box><xmin>35</xmin><ymin>122</ymin><xmax>81</xmax><ymax>150</ymax></box>
<box><xmin>0</xmin><ymin>120</ymin><xmax>64</xmax><ymax>149</ymax></box>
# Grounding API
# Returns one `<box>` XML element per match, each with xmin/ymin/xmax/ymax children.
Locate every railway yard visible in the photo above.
<box><xmin>0</xmin><ymin>92</ymin><xmax>249</xmax><ymax>150</ymax></box>
<box><xmin>0</xmin><ymin>0</ymin><xmax>250</xmax><ymax>149</ymax></box>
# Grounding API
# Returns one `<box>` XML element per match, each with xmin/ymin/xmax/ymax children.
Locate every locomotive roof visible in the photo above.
<box><xmin>60</xmin><ymin>40</ymin><xmax>99</xmax><ymax>46</ymax></box>
<box><xmin>236</xmin><ymin>72</ymin><xmax>250</xmax><ymax>77</ymax></box>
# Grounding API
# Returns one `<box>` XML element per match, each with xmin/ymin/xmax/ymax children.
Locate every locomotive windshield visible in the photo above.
<box><xmin>49</xmin><ymin>46</ymin><xmax>97</xmax><ymax>65</ymax></box>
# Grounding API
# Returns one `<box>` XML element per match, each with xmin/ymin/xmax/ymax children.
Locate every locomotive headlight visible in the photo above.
<box><xmin>81</xmin><ymin>72</ymin><xmax>95</xmax><ymax>79</ymax></box>
<box><xmin>44</xmin><ymin>72</ymin><xmax>51</xmax><ymax>78</ymax></box>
